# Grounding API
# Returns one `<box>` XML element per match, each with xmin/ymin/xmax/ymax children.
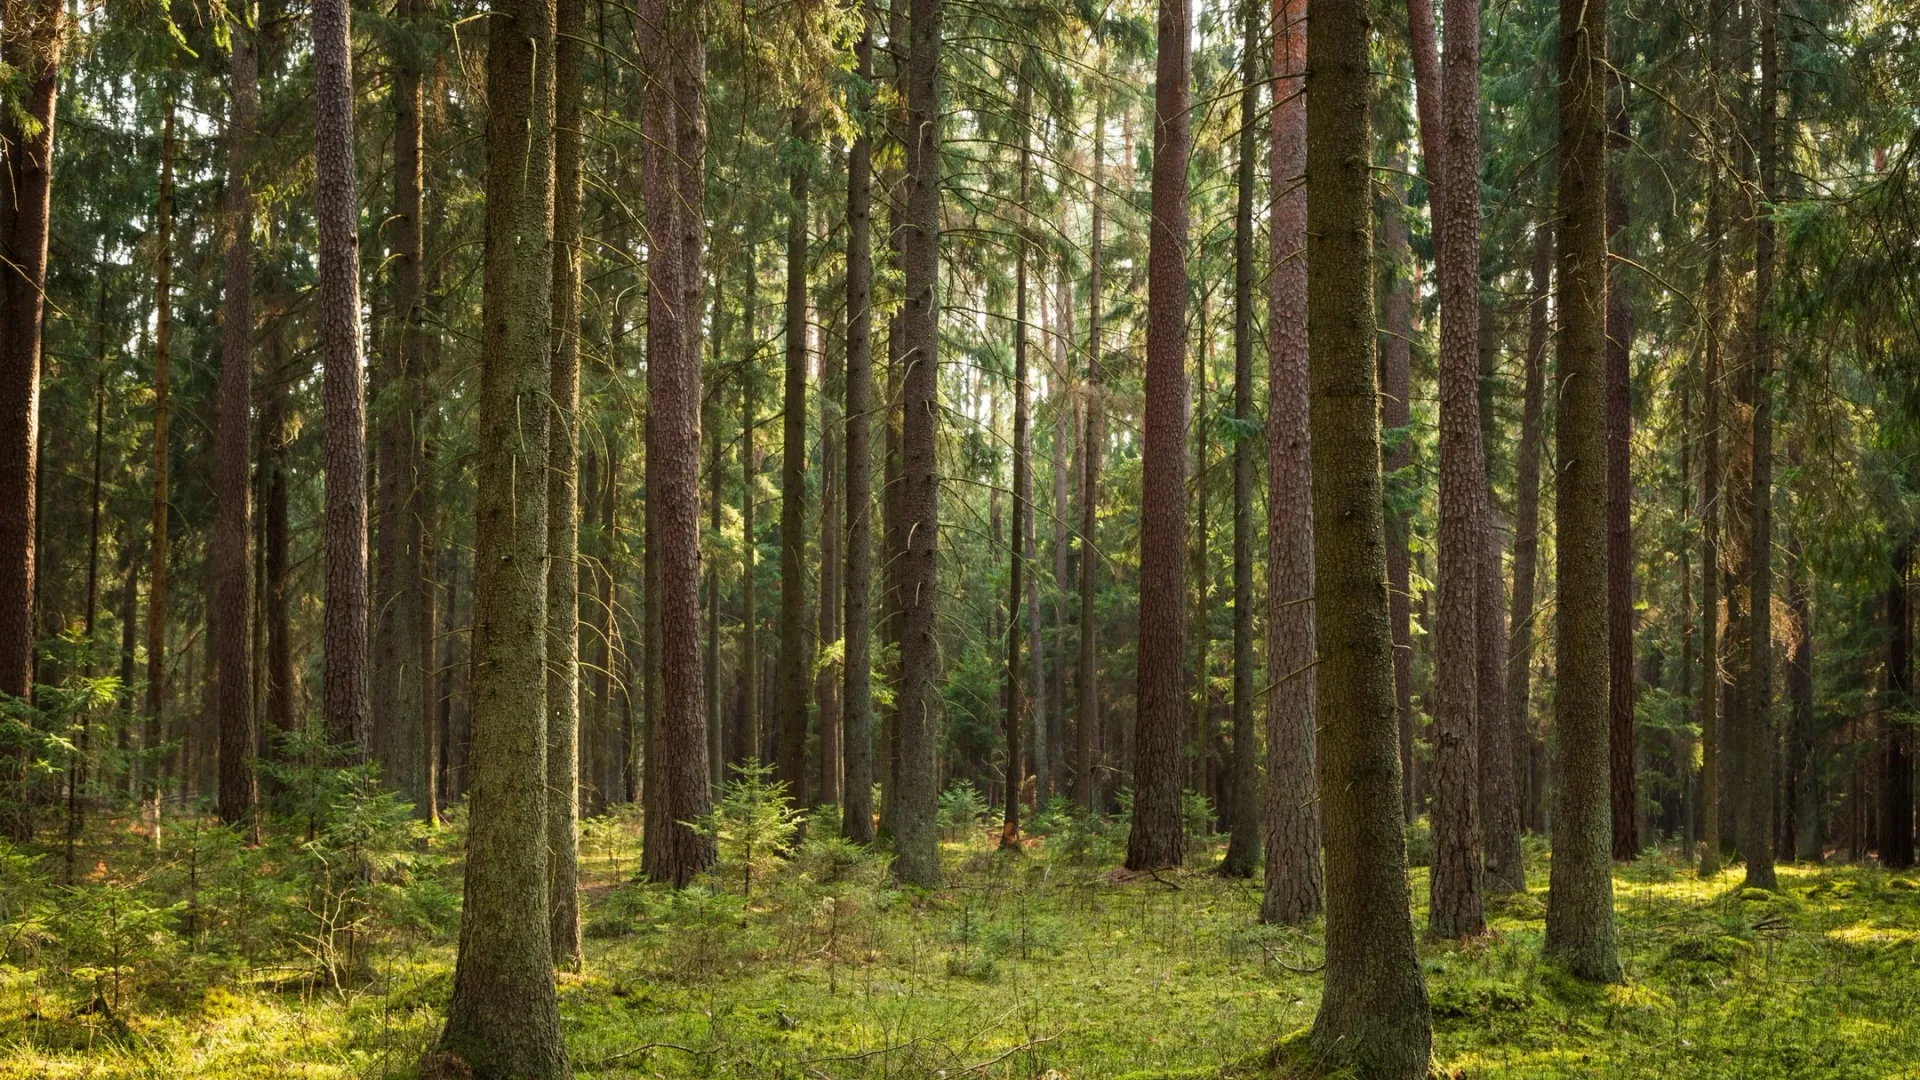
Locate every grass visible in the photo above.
<box><xmin>6</xmin><ymin>811</ymin><xmax>1920</xmax><ymax>1079</ymax></box>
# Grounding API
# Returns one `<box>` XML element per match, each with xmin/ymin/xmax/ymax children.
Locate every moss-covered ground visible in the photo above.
<box><xmin>7</xmin><ymin>812</ymin><xmax>1920</xmax><ymax>1079</ymax></box>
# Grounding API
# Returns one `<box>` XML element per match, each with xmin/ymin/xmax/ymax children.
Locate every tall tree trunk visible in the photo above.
<box><xmin>818</xmin><ymin>309</ymin><xmax>844</xmax><ymax>810</ymax></box>
<box><xmin>1189</xmin><ymin>316</ymin><xmax>1210</xmax><ymax>804</ymax></box>
<box><xmin>545</xmin><ymin>0</ymin><xmax>585</xmax><ymax>967</ymax></box>
<box><xmin>742</xmin><ymin>247</ymin><xmax>760</xmax><ymax>768</ymax></box>
<box><xmin>1001</xmin><ymin>73</ymin><xmax>1032</xmax><ymax>849</ymax></box>
<box><xmin>1048</xmin><ymin>273</ymin><xmax>1072</xmax><ymax>805</ymax></box>
<box><xmin>0</xmin><ymin>0</ymin><xmax>64</xmax><ymax>840</ymax></box>
<box><xmin>117</xmin><ymin>541</ymin><xmax>139</xmax><ymax>801</ymax></box>
<box><xmin>1883</xmin><ymin>541</ymin><xmax>1914</xmax><ymax>868</ymax></box>
<box><xmin>892</xmin><ymin>0</ymin><xmax>945</xmax><ymax>886</ymax></box>
<box><xmin>1305</xmin><ymin>0</ymin><xmax>1432</xmax><ymax>1064</ymax></box>
<box><xmin>1544</xmin><ymin>0</ymin><xmax>1621</xmax><ymax>981</ymax></box>
<box><xmin>1698</xmin><ymin>0</ymin><xmax>1726</xmax><ymax>871</ymax></box>
<box><xmin>314</xmin><ymin>0</ymin><xmax>371</xmax><ymax>759</ymax></box>
<box><xmin>1605</xmin><ymin>76</ymin><xmax>1638</xmax><ymax>862</ymax></box>
<box><xmin>1220</xmin><ymin>0</ymin><xmax>1261</xmax><ymax>879</ymax></box>
<box><xmin>779</xmin><ymin>110</ymin><xmax>813</xmax><ymax>803</ymax></box>
<box><xmin>145</xmin><ymin>101</ymin><xmax>176</xmax><ymax>817</ymax></box>
<box><xmin>436</xmin><ymin>0</ymin><xmax>567</xmax><ymax>1071</ymax></box>
<box><xmin>1263</xmin><ymin>0</ymin><xmax>1320</xmax><ymax>919</ymax></box>
<box><xmin>1077</xmin><ymin>83</ymin><xmax>1105</xmax><ymax>817</ymax></box>
<box><xmin>707</xmin><ymin>387</ymin><xmax>725</xmax><ymax>790</ymax></box>
<box><xmin>1739</xmin><ymin>0</ymin><xmax>1779</xmax><ymax>890</ymax></box>
<box><xmin>1382</xmin><ymin>160</ymin><xmax>1418</xmax><ymax>823</ymax></box>
<box><xmin>1125</xmin><ymin>0</ymin><xmax>1193</xmax><ymax>873</ymax></box>
<box><xmin>1786</xmin><ymin>528</ymin><xmax>1819</xmax><ymax>861</ymax></box>
<box><xmin>263</xmin><ymin>317</ymin><xmax>293</xmax><ymax>784</ymax></box>
<box><xmin>842</xmin><ymin>17</ymin><xmax>877</xmax><ymax>844</ymax></box>
<box><xmin>217</xmin><ymin>16</ymin><xmax>258</xmax><ymax>831</ymax></box>
<box><xmin>1507</xmin><ymin>219</ymin><xmax>1551</xmax><ymax>833</ymax></box>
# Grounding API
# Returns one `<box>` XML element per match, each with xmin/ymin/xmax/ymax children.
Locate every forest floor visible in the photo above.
<box><xmin>6</xmin><ymin>807</ymin><xmax>1920</xmax><ymax>1079</ymax></box>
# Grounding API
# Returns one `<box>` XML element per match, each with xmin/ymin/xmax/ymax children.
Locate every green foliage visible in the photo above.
<box><xmin>936</xmin><ymin>780</ymin><xmax>989</xmax><ymax>840</ymax></box>
<box><xmin>694</xmin><ymin>761</ymin><xmax>805</xmax><ymax>897</ymax></box>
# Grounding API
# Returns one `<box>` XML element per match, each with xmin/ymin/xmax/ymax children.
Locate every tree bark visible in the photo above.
<box><xmin>1001</xmin><ymin>74</ymin><xmax>1033</xmax><ymax>849</ymax></box>
<box><xmin>842</xmin><ymin>17</ymin><xmax>877</xmax><ymax>843</ymax></box>
<box><xmin>1382</xmin><ymin>162</ymin><xmax>1418</xmax><ymax>823</ymax></box>
<box><xmin>1544</xmin><ymin>0</ymin><xmax>1621</xmax><ymax>981</ymax></box>
<box><xmin>217</xmin><ymin>16</ymin><xmax>258</xmax><ymax>831</ymax></box>
<box><xmin>436</xmin><ymin>0</ymin><xmax>567</xmax><ymax>1071</ymax></box>
<box><xmin>1786</xmin><ymin>529</ymin><xmax>1819</xmax><ymax>861</ymax></box>
<box><xmin>1605</xmin><ymin>76</ymin><xmax>1637</xmax><ymax>862</ymax></box>
<box><xmin>1698</xmin><ymin>0</ymin><xmax>1726</xmax><ymax>870</ymax></box>
<box><xmin>1262</xmin><ymin>0</ymin><xmax>1321</xmax><ymax>921</ymax></box>
<box><xmin>314</xmin><ymin>0</ymin><xmax>371</xmax><ymax>760</ymax></box>
<box><xmin>1507</xmin><ymin>220</ymin><xmax>1551</xmax><ymax>834</ymax></box>
<box><xmin>145</xmin><ymin>101</ymin><xmax>176</xmax><ymax>816</ymax></box>
<box><xmin>1125</xmin><ymin>0</ymin><xmax>1192</xmax><ymax>873</ymax></box>
<box><xmin>1883</xmin><ymin>541</ymin><xmax>1914</xmax><ymax>868</ymax></box>
<box><xmin>1077</xmin><ymin>84</ymin><xmax>1106</xmax><ymax>817</ymax></box>
<box><xmin>742</xmin><ymin>248</ymin><xmax>761</xmax><ymax>768</ymax></box>
<box><xmin>818</xmin><ymin>301</ymin><xmax>844</xmax><ymax>809</ymax></box>
<box><xmin>778</xmin><ymin>110</ymin><xmax>813</xmax><ymax>803</ymax></box>
<box><xmin>892</xmin><ymin>0</ymin><xmax>945</xmax><ymax>886</ymax></box>
<box><xmin>1304</xmin><ymin>0</ymin><xmax>1433</xmax><ymax>1065</ymax></box>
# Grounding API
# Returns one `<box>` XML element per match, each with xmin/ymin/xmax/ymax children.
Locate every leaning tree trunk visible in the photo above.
<box><xmin>892</xmin><ymin>0</ymin><xmax>946</xmax><ymax>887</ymax></box>
<box><xmin>0</xmin><ymin>0</ymin><xmax>64</xmax><ymax>841</ymax></box>
<box><xmin>434</xmin><ymin>0</ymin><xmax>567</xmax><ymax>1070</ymax></box>
<box><xmin>1544</xmin><ymin>0</ymin><xmax>1622</xmax><ymax>982</ymax></box>
<box><xmin>216</xmin><ymin>16</ymin><xmax>258</xmax><ymax>830</ymax></box>
<box><xmin>1304</xmin><ymin>0</ymin><xmax>1433</xmax><ymax>1067</ymax></box>
<box><xmin>1125</xmin><ymin>0</ymin><xmax>1193</xmax><ymax>873</ymax></box>
<box><xmin>545</xmin><ymin>0</ymin><xmax>586</xmax><ymax>966</ymax></box>
<box><xmin>1261</xmin><ymin>0</ymin><xmax>1321</xmax><ymax>922</ymax></box>
<box><xmin>841</xmin><ymin>17</ymin><xmax>877</xmax><ymax>844</ymax></box>
<box><xmin>314</xmin><ymin>0</ymin><xmax>371</xmax><ymax>760</ymax></box>
<box><xmin>778</xmin><ymin>109</ymin><xmax>813</xmax><ymax>803</ymax></box>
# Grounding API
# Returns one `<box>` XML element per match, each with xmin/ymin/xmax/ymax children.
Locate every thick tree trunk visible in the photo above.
<box><xmin>1544</xmin><ymin>0</ymin><xmax>1621</xmax><ymax>981</ymax></box>
<box><xmin>1125</xmin><ymin>0</ymin><xmax>1192</xmax><ymax>873</ymax></box>
<box><xmin>1605</xmin><ymin>78</ymin><xmax>1638</xmax><ymax>862</ymax></box>
<box><xmin>1304</xmin><ymin>0</ymin><xmax>1433</xmax><ymax>1066</ymax></box>
<box><xmin>842</xmin><ymin>19</ymin><xmax>877</xmax><ymax>843</ymax></box>
<box><xmin>0</xmin><ymin>0</ymin><xmax>63</xmax><ymax>840</ymax></box>
<box><xmin>1382</xmin><ymin>162</ymin><xmax>1418</xmax><ymax>823</ymax></box>
<box><xmin>1077</xmin><ymin>85</ymin><xmax>1105</xmax><ymax>818</ymax></box>
<box><xmin>1262</xmin><ymin>0</ymin><xmax>1321</xmax><ymax>921</ymax></box>
<box><xmin>545</xmin><ymin>0</ymin><xmax>585</xmax><ymax>966</ymax></box>
<box><xmin>892</xmin><ymin>0</ymin><xmax>945</xmax><ymax>886</ymax></box>
<box><xmin>314</xmin><ymin>0</ymin><xmax>371</xmax><ymax>760</ymax></box>
<box><xmin>1220</xmin><ymin>0</ymin><xmax>1261</xmax><ymax>880</ymax></box>
<box><xmin>435</xmin><ymin>0</ymin><xmax>568</xmax><ymax>1070</ymax></box>
<box><xmin>217</xmin><ymin>18</ymin><xmax>258</xmax><ymax>831</ymax></box>
<box><xmin>1507</xmin><ymin>220</ymin><xmax>1551</xmax><ymax>833</ymax></box>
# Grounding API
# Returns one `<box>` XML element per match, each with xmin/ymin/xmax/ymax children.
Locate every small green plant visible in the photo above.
<box><xmin>695</xmin><ymin>760</ymin><xmax>804</xmax><ymax>897</ymax></box>
<box><xmin>937</xmin><ymin>780</ymin><xmax>988</xmax><ymax>840</ymax></box>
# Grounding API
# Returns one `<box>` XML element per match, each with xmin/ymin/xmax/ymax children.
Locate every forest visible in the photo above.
<box><xmin>2</xmin><ymin>0</ymin><xmax>1920</xmax><ymax>1073</ymax></box>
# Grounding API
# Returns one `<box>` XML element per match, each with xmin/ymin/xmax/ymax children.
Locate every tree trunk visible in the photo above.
<box><xmin>217</xmin><ymin>17</ymin><xmax>258</xmax><ymax>831</ymax></box>
<box><xmin>1304</xmin><ymin>0</ymin><xmax>1432</xmax><ymax>1065</ymax></box>
<box><xmin>1077</xmin><ymin>83</ymin><xmax>1105</xmax><ymax>818</ymax></box>
<box><xmin>1698</xmin><ymin>0</ymin><xmax>1726</xmax><ymax>871</ymax></box>
<box><xmin>1001</xmin><ymin>74</ymin><xmax>1033</xmax><ymax>849</ymax></box>
<box><xmin>263</xmin><ymin>317</ymin><xmax>294</xmax><ymax>786</ymax></box>
<box><xmin>545</xmin><ymin>0</ymin><xmax>585</xmax><ymax>967</ymax></box>
<box><xmin>1220</xmin><ymin>0</ymin><xmax>1261</xmax><ymax>879</ymax></box>
<box><xmin>435</xmin><ymin>0</ymin><xmax>568</xmax><ymax>1070</ymax></box>
<box><xmin>1048</xmin><ymin>272</ymin><xmax>1072</xmax><ymax>805</ymax></box>
<box><xmin>892</xmin><ymin>0</ymin><xmax>945</xmax><ymax>886</ymax></box>
<box><xmin>1382</xmin><ymin>161</ymin><xmax>1418</xmax><ymax>823</ymax></box>
<box><xmin>742</xmin><ymin>247</ymin><xmax>761</xmax><ymax>769</ymax></box>
<box><xmin>1507</xmin><ymin>219</ymin><xmax>1550</xmax><ymax>833</ymax></box>
<box><xmin>314</xmin><ymin>0</ymin><xmax>371</xmax><ymax>760</ymax></box>
<box><xmin>1786</xmin><ymin>528</ymin><xmax>1819</xmax><ymax>862</ymax></box>
<box><xmin>1544</xmin><ymin>0</ymin><xmax>1621</xmax><ymax>981</ymax></box>
<box><xmin>144</xmin><ymin>101</ymin><xmax>176</xmax><ymax>817</ymax></box>
<box><xmin>1190</xmin><ymin>313</ymin><xmax>1210</xmax><ymax>805</ymax></box>
<box><xmin>818</xmin><ymin>304</ymin><xmax>844</xmax><ymax>810</ymax></box>
<box><xmin>1125</xmin><ymin>0</ymin><xmax>1192</xmax><ymax>873</ymax></box>
<box><xmin>778</xmin><ymin>110</ymin><xmax>815</xmax><ymax>804</ymax></box>
<box><xmin>1261</xmin><ymin>0</ymin><xmax>1321</xmax><ymax>921</ymax></box>
<box><xmin>842</xmin><ymin>17</ymin><xmax>877</xmax><ymax>844</ymax></box>
<box><xmin>1605</xmin><ymin>76</ymin><xmax>1637</xmax><ymax>862</ymax></box>
<box><xmin>1476</xmin><ymin>304</ymin><xmax>1521</xmax><ymax>891</ymax></box>
<box><xmin>0</xmin><ymin>0</ymin><xmax>63</xmax><ymax>840</ymax></box>
<box><xmin>1883</xmin><ymin>541</ymin><xmax>1914</xmax><ymax>868</ymax></box>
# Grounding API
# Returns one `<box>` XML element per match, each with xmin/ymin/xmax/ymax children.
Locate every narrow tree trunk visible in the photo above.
<box><xmin>144</xmin><ymin>102</ymin><xmax>176</xmax><ymax>818</ymax></box>
<box><xmin>1000</xmin><ymin>74</ymin><xmax>1033</xmax><ymax>849</ymax></box>
<box><xmin>545</xmin><ymin>0</ymin><xmax>586</xmax><ymax>966</ymax></box>
<box><xmin>892</xmin><ymin>0</ymin><xmax>946</xmax><ymax>886</ymax></box>
<box><xmin>1605</xmin><ymin>77</ymin><xmax>1638</xmax><ymax>862</ymax></box>
<box><xmin>817</xmin><ymin>309</ymin><xmax>844</xmax><ymax>810</ymax></box>
<box><xmin>1883</xmin><ymin>541</ymin><xmax>1914</xmax><ymax>868</ymax></box>
<box><xmin>314</xmin><ymin>0</ymin><xmax>371</xmax><ymax>759</ymax></box>
<box><xmin>1048</xmin><ymin>274</ymin><xmax>1071</xmax><ymax>805</ymax></box>
<box><xmin>435</xmin><ymin>0</ymin><xmax>567</xmax><ymax>1068</ymax></box>
<box><xmin>707</xmin><ymin>387</ymin><xmax>725</xmax><ymax>790</ymax></box>
<box><xmin>1125</xmin><ymin>0</ymin><xmax>1193</xmax><ymax>873</ymax></box>
<box><xmin>1698</xmin><ymin>0</ymin><xmax>1725</xmax><ymax>870</ymax></box>
<box><xmin>1305</xmin><ymin>0</ymin><xmax>1433</xmax><ymax>1064</ymax></box>
<box><xmin>263</xmin><ymin>319</ymin><xmax>294</xmax><ymax>784</ymax></box>
<box><xmin>742</xmin><ymin>246</ymin><xmax>761</xmax><ymax>769</ymax></box>
<box><xmin>1077</xmin><ymin>84</ymin><xmax>1105</xmax><ymax>818</ymax></box>
<box><xmin>1786</xmin><ymin>528</ymin><xmax>1819</xmax><ymax>861</ymax></box>
<box><xmin>1507</xmin><ymin>219</ymin><xmax>1551</xmax><ymax>833</ymax></box>
<box><xmin>1382</xmin><ymin>161</ymin><xmax>1418</xmax><ymax>823</ymax></box>
<box><xmin>217</xmin><ymin>17</ymin><xmax>258</xmax><ymax>831</ymax></box>
<box><xmin>1189</xmin><ymin>319</ymin><xmax>1210</xmax><ymax>803</ymax></box>
<box><xmin>1220</xmin><ymin>0</ymin><xmax>1261</xmax><ymax>879</ymax></box>
<box><xmin>779</xmin><ymin>110</ymin><xmax>814</xmax><ymax>803</ymax></box>
<box><xmin>1544</xmin><ymin>0</ymin><xmax>1621</xmax><ymax>980</ymax></box>
<box><xmin>842</xmin><ymin>18</ymin><xmax>877</xmax><ymax>843</ymax></box>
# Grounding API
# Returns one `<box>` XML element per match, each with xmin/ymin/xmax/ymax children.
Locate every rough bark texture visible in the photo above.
<box><xmin>1605</xmin><ymin>79</ymin><xmax>1638</xmax><ymax>862</ymax></box>
<box><xmin>1125</xmin><ymin>0</ymin><xmax>1192</xmax><ymax>874</ymax></box>
<box><xmin>1304</xmin><ymin>0</ymin><xmax>1433</xmax><ymax>1067</ymax></box>
<box><xmin>1077</xmin><ymin>87</ymin><xmax>1106</xmax><ymax>817</ymax></box>
<box><xmin>314</xmin><ymin>0</ymin><xmax>371</xmax><ymax>759</ymax></box>
<box><xmin>145</xmin><ymin>103</ymin><xmax>175</xmax><ymax>809</ymax></box>
<box><xmin>1544</xmin><ymin>0</ymin><xmax>1622</xmax><ymax>981</ymax></box>
<box><xmin>1507</xmin><ymin>220</ymin><xmax>1551</xmax><ymax>834</ymax></box>
<box><xmin>1219</xmin><ymin>0</ymin><xmax>1261</xmax><ymax>880</ymax></box>
<box><xmin>1382</xmin><ymin>163</ymin><xmax>1417</xmax><ymax>824</ymax></box>
<box><xmin>842</xmin><ymin>19</ymin><xmax>877</xmax><ymax>844</ymax></box>
<box><xmin>545</xmin><ymin>0</ymin><xmax>585</xmax><ymax>966</ymax></box>
<box><xmin>892</xmin><ymin>0</ymin><xmax>944</xmax><ymax>886</ymax></box>
<box><xmin>1740</xmin><ymin>0</ymin><xmax>1778</xmax><ymax>891</ymax></box>
<box><xmin>0</xmin><ymin>0</ymin><xmax>63</xmax><ymax>839</ymax></box>
<box><xmin>217</xmin><ymin>20</ymin><xmax>258</xmax><ymax>830</ymax></box>
<box><xmin>1261</xmin><ymin>0</ymin><xmax>1321</xmax><ymax>922</ymax></box>
<box><xmin>435</xmin><ymin>0</ymin><xmax>568</xmax><ymax>1071</ymax></box>
<box><xmin>778</xmin><ymin>110</ymin><xmax>814</xmax><ymax>803</ymax></box>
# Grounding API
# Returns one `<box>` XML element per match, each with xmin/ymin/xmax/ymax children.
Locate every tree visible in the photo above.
<box><xmin>1884</xmin><ymin>542</ymin><xmax>1914</xmax><ymax>867</ymax></box>
<box><xmin>1001</xmin><ymin>71</ymin><xmax>1033</xmax><ymax>851</ymax></box>
<box><xmin>1261</xmin><ymin>0</ymin><xmax>1320</xmax><ymax>921</ymax></box>
<box><xmin>1543</xmin><ymin>0</ymin><xmax>1621</xmax><ymax>983</ymax></box>
<box><xmin>842</xmin><ymin>14</ymin><xmax>877</xmax><ymax>845</ymax></box>
<box><xmin>1076</xmin><ymin>81</ymin><xmax>1106</xmax><ymax>817</ymax></box>
<box><xmin>1605</xmin><ymin>73</ymin><xmax>1637</xmax><ymax>862</ymax></box>
<box><xmin>216</xmin><ymin>11</ymin><xmax>257</xmax><ymax>830</ymax></box>
<box><xmin>1125</xmin><ymin>0</ymin><xmax>1192</xmax><ymax>874</ymax></box>
<box><xmin>434</xmin><ymin>0</ymin><xmax>568</xmax><ymax>1070</ymax></box>
<box><xmin>0</xmin><ymin>0</ymin><xmax>65</xmax><ymax>840</ymax></box>
<box><xmin>1507</xmin><ymin>219</ymin><xmax>1551</xmax><ymax>833</ymax></box>
<box><xmin>778</xmin><ymin>108</ymin><xmax>813</xmax><ymax>803</ymax></box>
<box><xmin>1382</xmin><ymin>160</ymin><xmax>1418</xmax><ymax>823</ymax></box>
<box><xmin>313</xmin><ymin>0</ymin><xmax>371</xmax><ymax>759</ymax></box>
<box><xmin>1303</xmin><ymin>0</ymin><xmax>1432</xmax><ymax>1065</ymax></box>
<box><xmin>145</xmin><ymin>99</ymin><xmax>175</xmax><ymax>816</ymax></box>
